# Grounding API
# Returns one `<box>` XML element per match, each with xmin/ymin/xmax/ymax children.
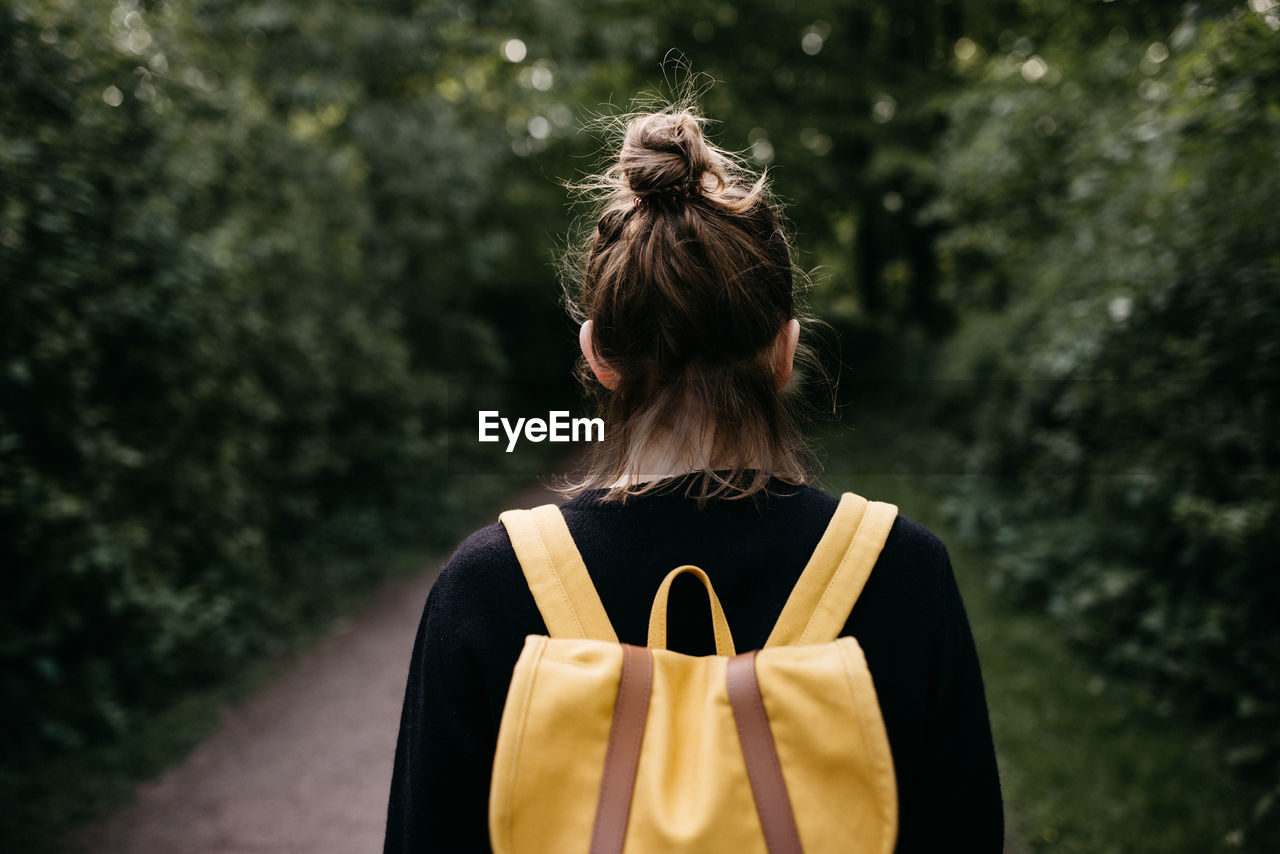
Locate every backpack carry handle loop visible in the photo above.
<box><xmin>647</xmin><ymin>565</ymin><xmax>736</xmax><ymax>656</ymax></box>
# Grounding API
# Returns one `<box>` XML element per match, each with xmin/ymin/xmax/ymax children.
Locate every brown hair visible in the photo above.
<box><xmin>562</xmin><ymin>104</ymin><xmax>816</xmax><ymax>502</ymax></box>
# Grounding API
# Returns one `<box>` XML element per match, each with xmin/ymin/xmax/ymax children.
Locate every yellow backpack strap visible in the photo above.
<box><xmin>499</xmin><ymin>505</ymin><xmax>619</xmax><ymax>642</ymax></box>
<box><xmin>765</xmin><ymin>493</ymin><xmax>899</xmax><ymax>648</ymax></box>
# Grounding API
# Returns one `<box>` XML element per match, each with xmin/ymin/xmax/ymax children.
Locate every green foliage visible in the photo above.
<box><xmin>815</xmin><ymin>451</ymin><xmax>1262</xmax><ymax>854</ymax></box>
<box><xmin>0</xmin><ymin>0</ymin><xmax>585</xmax><ymax>775</ymax></box>
<box><xmin>929</xmin><ymin>4</ymin><xmax>1280</xmax><ymax>827</ymax></box>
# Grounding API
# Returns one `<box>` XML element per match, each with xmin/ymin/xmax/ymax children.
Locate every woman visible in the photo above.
<box><xmin>383</xmin><ymin>106</ymin><xmax>1003</xmax><ymax>853</ymax></box>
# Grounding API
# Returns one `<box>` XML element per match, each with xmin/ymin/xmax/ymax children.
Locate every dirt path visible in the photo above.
<box><xmin>72</xmin><ymin>481</ymin><xmax>557</xmax><ymax>854</ymax></box>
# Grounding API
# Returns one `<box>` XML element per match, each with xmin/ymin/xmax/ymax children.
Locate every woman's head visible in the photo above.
<box><xmin>564</xmin><ymin>105</ymin><xmax>814</xmax><ymax>501</ymax></box>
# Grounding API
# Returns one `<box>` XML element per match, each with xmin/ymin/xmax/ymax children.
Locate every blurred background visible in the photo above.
<box><xmin>3</xmin><ymin>0</ymin><xmax>1278</xmax><ymax>851</ymax></box>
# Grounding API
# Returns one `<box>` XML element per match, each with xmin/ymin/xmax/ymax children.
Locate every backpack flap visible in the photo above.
<box><xmin>490</xmin><ymin>635</ymin><xmax>897</xmax><ymax>854</ymax></box>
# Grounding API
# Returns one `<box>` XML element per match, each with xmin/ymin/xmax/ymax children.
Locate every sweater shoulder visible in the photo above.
<box><xmin>425</xmin><ymin>520</ymin><xmax>527</xmax><ymax>625</ymax></box>
<box><xmin>885</xmin><ymin>513</ymin><xmax>951</xmax><ymax>567</ymax></box>
<box><xmin>860</xmin><ymin>511</ymin><xmax>956</xmax><ymax>609</ymax></box>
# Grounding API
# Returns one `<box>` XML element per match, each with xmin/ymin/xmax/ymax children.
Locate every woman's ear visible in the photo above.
<box><xmin>579</xmin><ymin>320</ymin><xmax>620</xmax><ymax>390</ymax></box>
<box><xmin>773</xmin><ymin>319</ymin><xmax>801</xmax><ymax>389</ymax></box>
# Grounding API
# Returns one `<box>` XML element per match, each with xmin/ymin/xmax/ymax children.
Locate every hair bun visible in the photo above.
<box><xmin>619</xmin><ymin>111</ymin><xmax>714</xmax><ymax>199</ymax></box>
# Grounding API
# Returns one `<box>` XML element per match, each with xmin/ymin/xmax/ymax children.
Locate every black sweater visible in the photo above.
<box><xmin>383</xmin><ymin>480</ymin><xmax>1003</xmax><ymax>853</ymax></box>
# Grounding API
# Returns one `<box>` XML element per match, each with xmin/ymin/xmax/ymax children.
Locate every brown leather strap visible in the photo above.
<box><xmin>727</xmin><ymin>651</ymin><xmax>805</xmax><ymax>854</ymax></box>
<box><xmin>589</xmin><ymin>644</ymin><xmax>654</xmax><ymax>854</ymax></box>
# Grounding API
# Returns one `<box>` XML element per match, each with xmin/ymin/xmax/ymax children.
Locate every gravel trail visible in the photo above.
<box><xmin>73</xmin><ymin>482</ymin><xmax>556</xmax><ymax>854</ymax></box>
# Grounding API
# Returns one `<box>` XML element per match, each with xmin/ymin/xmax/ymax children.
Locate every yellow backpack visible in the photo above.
<box><xmin>490</xmin><ymin>492</ymin><xmax>899</xmax><ymax>854</ymax></box>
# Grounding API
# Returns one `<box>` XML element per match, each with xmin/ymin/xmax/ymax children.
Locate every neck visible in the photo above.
<box><xmin>608</xmin><ymin>419</ymin><xmax>762</xmax><ymax>488</ymax></box>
